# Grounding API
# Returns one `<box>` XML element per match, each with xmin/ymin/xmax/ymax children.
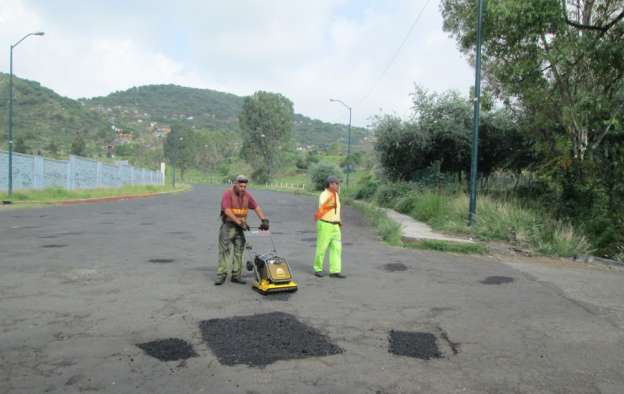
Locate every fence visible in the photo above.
<box><xmin>0</xmin><ymin>150</ymin><xmax>164</xmax><ymax>191</ymax></box>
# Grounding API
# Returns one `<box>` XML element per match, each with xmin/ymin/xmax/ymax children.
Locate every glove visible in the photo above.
<box><xmin>239</xmin><ymin>222</ymin><xmax>250</xmax><ymax>231</ymax></box>
<box><xmin>259</xmin><ymin>218</ymin><xmax>270</xmax><ymax>231</ymax></box>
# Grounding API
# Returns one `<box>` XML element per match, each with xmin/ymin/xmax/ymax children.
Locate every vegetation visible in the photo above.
<box><xmin>0</xmin><ymin>184</ymin><xmax>188</xmax><ymax>203</ymax></box>
<box><xmin>404</xmin><ymin>239</ymin><xmax>487</xmax><ymax>254</ymax></box>
<box><xmin>239</xmin><ymin>91</ymin><xmax>295</xmax><ymax>182</ymax></box>
<box><xmin>308</xmin><ymin>162</ymin><xmax>344</xmax><ymax>191</ymax></box>
<box><xmin>439</xmin><ymin>0</ymin><xmax>624</xmax><ymax>257</ymax></box>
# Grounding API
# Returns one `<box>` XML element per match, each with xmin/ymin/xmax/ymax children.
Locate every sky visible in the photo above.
<box><xmin>0</xmin><ymin>0</ymin><xmax>474</xmax><ymax>127</ymax></box>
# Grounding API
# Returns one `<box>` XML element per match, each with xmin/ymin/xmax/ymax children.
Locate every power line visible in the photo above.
<box><xmin>358</xmin><ymin>0</ymin><xmax>432</xmax><ymax>105</ymax></box>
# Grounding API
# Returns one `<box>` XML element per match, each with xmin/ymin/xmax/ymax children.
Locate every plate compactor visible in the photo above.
<box><xmin>245</xmin><ymin>230</ymin><xmax>298</xmax><ymax>295</ymax></box>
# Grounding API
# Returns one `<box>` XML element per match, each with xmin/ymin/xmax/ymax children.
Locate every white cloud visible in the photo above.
<box><xmin>1</xmin><ymin>0</ymin><xmax>474</xmax><ymax>126</ymax></box>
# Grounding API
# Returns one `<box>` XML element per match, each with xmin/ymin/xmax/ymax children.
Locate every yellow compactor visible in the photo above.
<box><xmin>245</xmin><ymin>230</ymin><xmax>297</xmax><ymax>294</ymax></box>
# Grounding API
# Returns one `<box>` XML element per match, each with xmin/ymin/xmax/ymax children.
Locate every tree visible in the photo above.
<box><xmin>13</xmin><ymin>136</ymin><xmax>30</xmax><ymax>154</ymax></box>
<box><xmin>441</xmin><ymin>0</ymin><xmax>624</xmax><ymax>161</ymax></box>
<box><xmin>70</xmin><ymin>133</ymin><xmax>86</xmax><ymax>156</ymax></box>
<box><xmin>164</xmin><ymin>126</ymin><xmax>199</xmax><ymax>181</ymax></box>
<box><xmin>239</xmin><ymin>91</ymin><xmax>294</xmax><ymax>180</ymax></box>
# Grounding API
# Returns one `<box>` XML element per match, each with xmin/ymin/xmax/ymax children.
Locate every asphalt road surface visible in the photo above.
<box><xmin>1</xmin><ymin>185</ymin><xmax>623</xmax><ymax>394</ymax></box>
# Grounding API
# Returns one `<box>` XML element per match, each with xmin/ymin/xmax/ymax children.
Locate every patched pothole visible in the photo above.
<box><xmin>480</xmin><ymin>276</ymin><xmax>514</xmax><ymax>285</ymax></box>
<box><xmin>136</xmin><ymin>338</ymin><xmax>197</xmax><ymax>361</ymax></box>
<box><xmin>382</xmin><ymin>263</ymin><xmax>408</xmax><ymax>272</ymax></box>
<box><xmin>148</xmin><ymin>258</ymin><xmax>175</xmax><ymax>264</ymax></box>
<box><xmin>388</xmin><ymin>331</ymin><xmax>442</xmax><ymax>360</ymax></box>
<box><xmin>199</xmin><ymin>312</ymin><xmax>342</xmax><ymax>367</ymax></box>
<box><xmin>42</xmin><ymin>244</ymin><xmax>68</xmax><ymax>248</ymax></box>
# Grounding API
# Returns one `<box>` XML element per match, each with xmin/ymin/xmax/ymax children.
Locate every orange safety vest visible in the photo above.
<box><xmin>314</xmin><ymin>190</ymin><xmax>337</xmax><ymax>221</ymax></box>
<box><xmin>222</xmin><ymin>189</ymin><xmax>250</xmax><ymax>224</ymax></box>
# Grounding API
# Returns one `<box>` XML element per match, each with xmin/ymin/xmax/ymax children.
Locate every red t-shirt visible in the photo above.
<box><xmin>221</xmin><ymin>188</ymin><xmax>258</xmax><ymax>211</ymax></box>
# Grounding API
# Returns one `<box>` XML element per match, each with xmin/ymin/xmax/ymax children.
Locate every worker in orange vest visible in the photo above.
<box><xmin>313</xmin><ymin>176</ymin><xmax>346</xmax><ymax>278</ymax></box>
<box><xmin>216</xmin><ymin>175</ymin><xmax>269</xmax><ymax>285</ymax></box>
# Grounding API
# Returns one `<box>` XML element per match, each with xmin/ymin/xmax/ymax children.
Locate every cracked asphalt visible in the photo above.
<box><xmin>1</xmin><ymin>185</ymin><xmax>624</xmax><ymax>393</ymax></box>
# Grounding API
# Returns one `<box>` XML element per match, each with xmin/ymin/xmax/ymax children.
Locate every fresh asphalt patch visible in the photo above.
<box><xmin>480</xmin><ymin>276</ymin><xmax>514</xmax><ymax>285</ymax></box>
<box><xmin>199</xmin><ymin>312</ymin><xmax>342</xmax><ymax>367</ymax></box>
<box><xmin>382</xmin><ymin>263</ymin><xmax>408</xmax><ymax>272</ymax></box>
<box><xmin>388</xmin><ymin>330</ymin><xmax>443</xmax><ymax>360</ymax></box>
<box><xmin>148</xmin><ymin>258</ymin><xmax>175</xmax><ymax>263</ymax></box>
<box><xmin>136</xmin><ymin>338</ymin><xmax>198</xmax><ymax>362</ymax></box>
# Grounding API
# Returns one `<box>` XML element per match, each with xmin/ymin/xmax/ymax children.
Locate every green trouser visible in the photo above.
<box><xmin>313</xmin><ymin>220</ymin><xmax>342</xmax><ymax>274</ymax></box>
<box><xmin>217</xmin><ymin>221</ymin><xmax>246</xmax><ymax>279</ymax></box>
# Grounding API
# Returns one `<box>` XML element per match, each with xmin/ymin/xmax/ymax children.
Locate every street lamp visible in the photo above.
<box><xmin>7</xmin><ymin>31</ymin><xmax>44</xmax><ymax>196</ymax></box>
<box><xmin>329</xmin><ymin>98</ymin><xmax>352</xmax><ymax>190</ymax></box>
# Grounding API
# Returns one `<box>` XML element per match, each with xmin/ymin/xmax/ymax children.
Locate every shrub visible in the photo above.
<box><xmin>354</xmin><ymin>173</ymin><xmax>381</xmax><ymax>200</ymax></box>
<box><xmin>251</xmin><ymin>167</ymin><xmax>270</xmax><ymax>184</ymax></box>
<box><xmin>309</xmin><ymin>163</ymin><xmax>344</xmax><ymax>191</ymax></box>
<box><xmin>374</xmin><ymin>182</ymin><xmax>412</xmax><ymax>208</ymax></box>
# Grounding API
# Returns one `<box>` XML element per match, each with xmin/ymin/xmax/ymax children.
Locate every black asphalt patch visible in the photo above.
<box><xmin>148</xmin><ymin>258</ymin><xmax>175</xmax><ymax>263</ymax></box>
<box><xmin>388</xmin><ymin>331</ymin><xmax>442</xmax><ymax>360</ymax></box>
<box><xmin>136</xmin><ymin>338</ymin><xmax>198</xmax><ymax>362</ymax></box>
<box><xmin>199</xmin><ymin>312</ymin><xmax>342</xmax><ymax>367</ymax></box>
<box><xmin>41</xmin><ymin>244</ymin><xmax>68</xmax><ymax>248</ymax></box>
<box><xmin>383</xmin><ymin>263</ymin><xmax>408</xmax><ymax>272</ymax></box>
<box><xmin>480</xmin><ymin>276</ymin><xmax>514</xmax><ymax>285</ymax></box>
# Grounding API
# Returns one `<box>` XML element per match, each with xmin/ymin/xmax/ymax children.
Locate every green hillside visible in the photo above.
<box><xmin>82</xmin><ymin>84</ymin><xmax>370</xmax><ymax>147</ymax></box>
<box><xmin>0</xmin><ymin>73</ymin><xmax>113</xmax><ymax>157</ymax></box>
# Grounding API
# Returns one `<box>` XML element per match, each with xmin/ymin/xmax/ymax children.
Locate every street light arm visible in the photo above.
<box><xmin>329</xmin><ymin>98</ymin><xmax>351</xmax><ymax>111</ymax></box>
<box><xmin>12</xmin><ymin>32</ymin><xmax>45</xmax><ymax>48</ymax></box>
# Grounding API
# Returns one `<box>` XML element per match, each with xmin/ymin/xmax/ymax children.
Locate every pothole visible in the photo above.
<box><xmin>42</xmin><ymin>244</ymin><xmax>68</xmax><ymax>248</ymax></box>
<box><xmin>199</xmin><ymin>312</ymin><xmax>342</xmax><ymax>367</ymax></box>
<box><xmin>136</xmin><ymin>338</ymin><xmax>198</xmax><ymax>362</ymax></box>
<box><xmin>148</xmin><ymin>258</ymin><xmax>175</xmax><ymax>264</ymax></box>
<box><xmin>382</xmin><ymin>263</ymin><xmax>408</xmax><ymax>272</ymax></box>
<box><xmin>388</xmin><ymin>331</ymin><xmax>442</xmax><ymax>360</ymax></box>
<box><xmin>480</xmin><ymin>276</ymin><xmax>514</xmax><ymax>285</ymax></box>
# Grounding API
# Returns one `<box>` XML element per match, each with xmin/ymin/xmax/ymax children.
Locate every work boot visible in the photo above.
<box><xmin>329</xmin><ymin>273</ymin><xmax>347</xmax><ymax>279</ymax></box>
<box><xmin>231</xmin><ymin>277</ymin><xmax>247</xmax><ymax>284</ymax></box>
<box><xmin>314</xmin><ymin>271</ymin><xmax>325</xmax><ymax>278</ymax></box>
<box><xmin>214</xmin><ymin>276</ymin><xmax>226</xmax><ymax>286</ymax></box>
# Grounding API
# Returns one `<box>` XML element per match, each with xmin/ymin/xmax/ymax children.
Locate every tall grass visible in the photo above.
<box><xmin>355</xmin><ymin>177</ymin><xmax>592</xmax><ymax>257</ymax></box>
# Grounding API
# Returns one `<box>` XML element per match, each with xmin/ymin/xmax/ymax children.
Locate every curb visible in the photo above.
<box><xmin>3</xmin><ymin>188</ymin><xmax>190</xmax><ymax>207</ymax></box>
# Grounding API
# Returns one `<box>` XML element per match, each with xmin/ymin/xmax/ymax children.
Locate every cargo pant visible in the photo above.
<box><xmin>313</xmin><ymin>220</ymin><xmax>342</xmax><ymax>274</ymax></box>
<box><xmin>217</xmin><ymin>221</ymin><xmax>246</xmax><ymax>280</ymax></box>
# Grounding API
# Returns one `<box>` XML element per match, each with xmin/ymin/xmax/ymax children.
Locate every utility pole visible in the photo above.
<box><xmin>171</xmin><ymin>128</ymin><xmax>177</xmax><ymax>188</ymax></box>
<box><xmin>329</xmin><ymin>98</ymin><xmax>352</xmax><ymax>190</ymax></box>
<box><xmin>7</xmin><ymin>32</ymin><xmax>44</xmax><ymax>196</ymax></box>
<box><xmin>468</xmin><ymin>0</ymin><xmax>484</xmax><ymax>226</ymax></box>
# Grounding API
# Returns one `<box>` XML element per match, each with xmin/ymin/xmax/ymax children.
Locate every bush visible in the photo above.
<box><xmin>354</xmin><ymin>173</ymin><xmax>380</xmax><ymax>200</ymax></box>
<box><xmin>374</xmin><ymin>182</ymin><xmax>412</xmax><ymax>208</ymax></box>
<box><xmin>251</xmin><ymin>167</ymin><xmax>270</xmax><ymax>184</ymax></box>
<box><xmin>309</xmin><ymin>163</ymin><xmax>344</xmax><ymax>191</ymax></box>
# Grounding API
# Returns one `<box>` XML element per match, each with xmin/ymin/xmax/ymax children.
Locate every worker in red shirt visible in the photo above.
<box><xmin>216</xmin><ymin>175</ymin><xmax>269</xmax><ymax>285</ymax></box>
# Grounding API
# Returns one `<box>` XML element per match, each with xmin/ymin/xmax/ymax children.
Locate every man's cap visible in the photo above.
<box><xmin>325</xmin><ymin>175</ymin><xmax>340</xmax><ymax>185</ymax></box>
<box><xmin>235</xmin><ymin>175</ymin><xmax>249</xmax><ymax>183</ymax></box>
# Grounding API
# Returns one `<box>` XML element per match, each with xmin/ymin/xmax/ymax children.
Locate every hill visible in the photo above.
<box><xmin>81</xmin><ymin>84</ymin><xmax>370</xmax><ymax>147</ymax></box>
<box><xmin>0</xmin><ymin>73</ymin><xmax>113</xmax><ymax>157</ymax></box>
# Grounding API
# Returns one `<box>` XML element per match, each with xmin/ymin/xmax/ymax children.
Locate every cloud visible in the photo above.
<box><xmin>1</xmin><ymin>0</ymin><xmax>474</xmax><ymax>126</ymax></box>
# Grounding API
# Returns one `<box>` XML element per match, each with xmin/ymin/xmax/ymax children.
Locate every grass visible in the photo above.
<box><xmin>348</xmin><ymin>200</ymin><xmax>403</xmax><ymax>246</ymax></box>
<box><xmin>1</xmin><ymin>184</ymin><xmax>190</xmax><ymax>203</ymax></box>
<box><xmin>375</xmin><ymin>186</ymin><xmax>592</xmax><ymax>258</ymax></box>
<box><xmin>403</xmin><ymin>239</ymin><xmax>488</xmax><ymax>254</ymax></box>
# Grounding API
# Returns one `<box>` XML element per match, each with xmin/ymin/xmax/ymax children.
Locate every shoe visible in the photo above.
<box><xmin>314</xmin><ymin>271</ymin><xmax>325</xmax><ymax>278</ymax></box>
<box><xmin>214</xmin><ymin>276</ymin><xmax>226</xmax><ymax>286</ymax></box>
<box><xmin>329</xmin><ymin>273</ymin><xmax>347</xmax><ymax>279</ymax></box>
<box><xmin>231</xmin><ymin>277</ymin><xmax>247</xmax><ymax>284</ymax></box>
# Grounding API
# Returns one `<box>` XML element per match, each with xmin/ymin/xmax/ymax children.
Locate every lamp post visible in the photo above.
<box><xmin>468</xmin><ymin>0</ymin><xmax>484</xmax><ymax>226</ymax></box>
<box><xmin>7</xmin><ymin>31</ymin><xmax>44</xmax><ymax>196</ymax></box>
<box><xmin>329</xmin><ymin>98</ymin><xmax>352</xmax><ymax>190</ymax></box>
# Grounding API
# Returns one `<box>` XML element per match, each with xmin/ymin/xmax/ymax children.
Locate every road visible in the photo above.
<box><xmin>1</xmin><ymin>185</ymin><xmax>623</xmax><ymax>394</ymax></box>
